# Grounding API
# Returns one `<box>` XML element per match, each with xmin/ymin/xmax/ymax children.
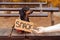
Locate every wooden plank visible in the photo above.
<box><xmin>10</xmin><ymin>25</ymin><xmax>60</xmax><ymax>37</ymax></box>
<box><xmin>0</xmin><ymin>26</ymin><xmax>60</xmax><ymax>37</ymax></box>
<box><xmin>0</xmin><ymin>2</ymin><xmax>46</xmax><ymax>5</ymax></box>
<box><xmin>0</xmin><ymin>8</ymin><xmax>59</xmax><ymax>12</ymax></box>
<box><xmin>0</xmin><ymin>28</ymin><xmax>12</xmax><ymax>36</ymax></box>
<box><xmin>11</xmin><ymin>30</ymin><xmax>60</xmax><ymax>36</ymax></box>
<box><xmin>11</xmin><ymin>30</ymin><xmax>25</xmax><ymax>37</ymax></box>
<box><xmin>0</xmin><ymin>13</ymin><xmax>48</xmax><ymax>17</ymax></box>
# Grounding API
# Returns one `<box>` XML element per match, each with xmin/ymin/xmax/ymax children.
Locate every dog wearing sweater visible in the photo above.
<box><xmin>32</xmin><ymin>24</ymin><xmax>60</xmax><ymax>33</ymax></box>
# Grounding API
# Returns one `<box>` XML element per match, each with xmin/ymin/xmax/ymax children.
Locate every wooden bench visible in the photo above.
<box><xmin>0</xmin><ymin>7</ymin><xmax>59</xmax><ymax>25</ymax></box>
<box><xmin>0</xmin><ymin>28</ymin><xmax>60</xmax><ymax>40</ymax></box>
<box><xmin>0</xmin><ymin>2</ymin><xmax>47</xmax><ymax>8</ymax></box>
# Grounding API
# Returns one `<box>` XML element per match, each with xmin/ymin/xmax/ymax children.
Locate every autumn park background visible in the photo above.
<box><xmin>0</xmin><ymin>0</ymin><xmax>60</xmax><ymax>28</ymax></box>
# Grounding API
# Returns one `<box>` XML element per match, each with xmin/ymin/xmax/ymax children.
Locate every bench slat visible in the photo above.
<box><xmin>0</xmin><ymin>2</ymin><xmax>46</xmax><ymax>5</ymax></box>
<box><xmin>0</xmin><ymin>8</ymin><xmax>59</xmax><ymax>12</ymax></box>
<box><xmin>0</xmin><ymin>13</ymin><xmax>48</xmax><ymax>17</ymax></box>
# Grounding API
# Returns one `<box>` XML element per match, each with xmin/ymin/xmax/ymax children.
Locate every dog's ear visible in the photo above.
<box><xmin>22</xmin><ymin>6</ymin><xmax>30</xmax><ymax>11</ymax></box>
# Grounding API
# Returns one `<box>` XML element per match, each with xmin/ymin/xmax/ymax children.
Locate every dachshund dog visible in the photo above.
<box><xmin>18</xmin><ymin>6</ymin><xmax>33</xmax><ymax>33</ymax></box>
<box><xmin>19</xmin><ymin>6</ymin><xmax>33</xmax><ymax>22</ymax></box>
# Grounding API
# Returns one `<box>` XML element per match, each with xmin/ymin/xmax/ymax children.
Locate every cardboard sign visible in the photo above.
<box><xmin>14</xmin><ymin>19</ymin><xmax>34</xmax><ymax>32</ymax></box>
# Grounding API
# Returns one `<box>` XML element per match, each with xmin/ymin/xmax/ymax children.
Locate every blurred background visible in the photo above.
<box><xmin>0</xmin><ymin>0</ymin><xmax>60</xmax><ymax>28</ymax></box>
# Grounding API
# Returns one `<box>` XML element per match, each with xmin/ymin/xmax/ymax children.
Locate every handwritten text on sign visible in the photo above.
<box><xmin>14</xmin><ymin>19</ymin><xmax>34</xmax><ymax>32</ymax></box>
